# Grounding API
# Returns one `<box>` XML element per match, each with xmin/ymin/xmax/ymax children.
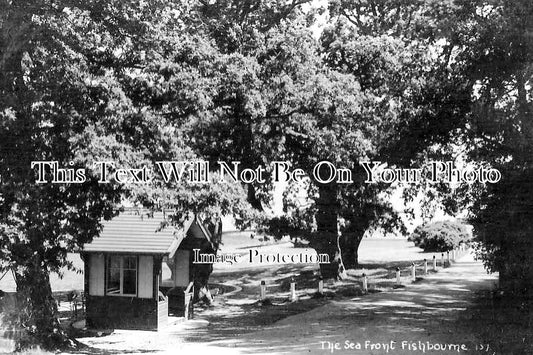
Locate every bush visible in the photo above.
<box><xmin>408</xmin><ymin>220</ymin><xmax>471</xmax><ymax>252</ymax></box>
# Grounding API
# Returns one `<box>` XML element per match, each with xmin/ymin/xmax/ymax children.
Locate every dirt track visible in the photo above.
<box><xmin>216</xmin><ymin>252</ymin><xmax>499</xmax><ymax>355</ymax></box>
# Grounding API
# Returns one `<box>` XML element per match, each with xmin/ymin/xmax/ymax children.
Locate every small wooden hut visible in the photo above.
<box><xmin>82</xmin><ymin>209</ymin><xmax>214</xmax><ymax>330</ymax></box>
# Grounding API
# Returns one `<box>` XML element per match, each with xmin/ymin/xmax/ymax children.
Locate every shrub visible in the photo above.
<box><xmin>409</xmin><ymin>220</ymin><xmax>471</xmax><ymax>252</ymax></box>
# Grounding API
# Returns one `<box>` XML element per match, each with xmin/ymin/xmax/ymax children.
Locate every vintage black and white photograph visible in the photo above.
<box><xmin>0</xmin><ymin>0</ymin><xmax>532</xmax><ymax>354</ymax></box>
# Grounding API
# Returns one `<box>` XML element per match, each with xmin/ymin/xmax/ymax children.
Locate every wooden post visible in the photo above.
<box><xmin>433</xmin><ymin>255</ymin><xmax>437</xmax><ymax>271</ymax></box>
<box><xmin>411</xmin><ymin>263</ymin><xmax>416</xmax><ymax>281</ymax></box>
<box><xmin>362</xmin><ymin>273</ymin><xmax>368</xmax><ymax>293</ymax></box>
<box><xmin>318</xmin><ymin>276</ymin><xmax>323</xmax><ymax>295</ymax></box>
<box><xmin>184</xmin><ymin>282</ymin><xmax>194</xmax><ymax>320</ymax></box>
<box><xmin>290</xmin><ymin>277</ymin><xmax>297</xmax><ymax>302</ymax></box>
<box><xmin>396</xmin><ymin>267</ymin><xmax>401</xmax><ymax>286</ymax></box>
<box><xmin>260</xmin><ymin>280</ymin><xmax>266</xmax><ymax>300</ymax></box>
<box><xmin>190</xmin><ymin>284</ymin><xmax>194</xmax><ymax>319</ymax></box>
<box><xmin>424</xmin><ymin>259</ymin><xmax>428</xmax><ymax>275</ymax></box>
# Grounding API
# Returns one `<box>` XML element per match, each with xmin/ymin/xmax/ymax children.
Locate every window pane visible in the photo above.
<box><xmin>123</xmin><ymin>256</ymin><xmax>137</xmax><ymax>269</ymax></box>
<box><xmin>123</xmin><ymin>269</ymin><xmax>137</xmax><ymax>295</ymax></box>
<box><xmin>107</xmin><ymin>267</ymin><xmax>120</xmax><ymax>294</ymax></box>
<box><xmin>109</xmin><ymin>256</ymin><xmax>120</xmax><ymax>269</ymax></box>
<box><xmin>106</xmin><ymin>255</ymin><xmax>137</xmax><ymax>295</ymax></box>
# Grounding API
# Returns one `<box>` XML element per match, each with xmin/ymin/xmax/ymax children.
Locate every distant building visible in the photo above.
<box><xmin>82</xmin><ymin>209</ymin><xmax>214</xmax><ymax>330</ymax></box>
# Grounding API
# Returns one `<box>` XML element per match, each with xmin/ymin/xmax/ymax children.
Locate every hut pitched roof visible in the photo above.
<box><xmin>82</xmin><ymin>210</ymin><xmax>211</xmax><ymax>255</ymax></box>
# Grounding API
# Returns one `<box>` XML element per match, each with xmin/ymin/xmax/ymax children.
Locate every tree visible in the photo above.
<box><xmin>409</xmin><ymin>220</ymin><xmax>471</xmax><ymax>252</ymax></box>
<box><xmin>0</xmin><ymin>0</ymin><xmax>254</xmax><ymax>349</ymax></box>
<box><xmin>448</xmin><ymin>0</ymin><xmax>533</xmax><ymax>296</ymax></box>
<box><xmin>359</xmin><ymin>0</ymin><xmax>533</xmax><ymax>298</ymax></box>
<box><xmin>187</xmin><ymin>0</ymin><xmax>473</xmax><ymax>278</ymax></box>
<box><xmin>187</xmin><ymin>1</ymin><xmax>358</xmax><ymax>278</ymax></box>
<box><xmin>300</xmin><ymin>0</ymin><xmax>472</xmax><ymax>271</ymax></box>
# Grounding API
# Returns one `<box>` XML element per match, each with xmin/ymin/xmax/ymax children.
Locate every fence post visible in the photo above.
<box><xmin>411</xmin><ymin>263</ymin><xmax>416</xmax><ymax>281</ymax></box>
<box><xmin>396</xmin><ymin>267</ymin><xmax>401</xmax><ymax>286</ymax></box>
<box><xmin>318</xmin><ymin>276</ymin><xmax>323</xmax><ymax>295</ymax></box>
<box><xmin>424</xmin><ymin>259</ymin><xmax>428</xmax><ymax>275</ymax></box>
<box><xmin>190</xmin><ymin>285</ymin><xmax>194</xmax><ymax>319</ymax></box>
<box><xmin>362</xmin><ymin>273</ymin><xmax>368</xmax><ymax>293</ymax></box>
<box><xmin>290</xmin><ymin>277</ymin><xmax>297</xmax><ymax>302</ymax></box>
<box><xmin>446</xmin><ymin>251</ymin><xmax>450</xmax><ymax>266</ymax></box>
<box><xmin>433</xmin><ymin>255</ymin><xmax>437</xmax><ymax>271</ymax></box>
<box><xmin>260</xmin><ymin>280</ymin><xmax>266</xmax><ymax>301</ymax></box>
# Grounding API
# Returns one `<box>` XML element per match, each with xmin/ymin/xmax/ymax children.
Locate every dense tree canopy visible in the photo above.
<box><xmin>1</xmin><ymin>0</ymin><xmax>532</xmax><ymax>349</ymax></box>
<box><xmin>0</xmin><ymin>0</ymin><xmax>253</xmax><ymax>348</ymax></box>
<box><xmin>453</xmin><ymin>0</ymin><xmax>533</xmax><ymax>295</ymax></box>
<box><xmin>260</xmin><ymin>0</ymin><xmax>474</xmax><ymax>274</ymax></box>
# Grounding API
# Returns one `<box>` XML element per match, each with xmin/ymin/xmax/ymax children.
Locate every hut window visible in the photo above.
<box><xmin>106</xmin><ymin>255</ymin><xmax>137</xmax><ymax>296</ymax></box>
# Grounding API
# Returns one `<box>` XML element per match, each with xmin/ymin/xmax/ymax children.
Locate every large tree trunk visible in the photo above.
<box><xmin>311</xmin><ymin>183</ymin><xmax>346</xmax><ymax>280</ymax></box>
<box><xmin>340</xmin><ymin>211</ymin><xmax>371</xmax><ymax>269</ymax></box>
<box><xmin>0</xmin><ymin>4</ymin><xmax>31</xmax><ymax>108</ymax></box>
<box><xmin>2</xmin><ymin>5</ymin><xmax>70</xmax><ymax>350</ymax></box>
<box><xmin>14</xmin><ymin>261</ymin><xmax>69</xmax><ymax>350</ymax></box>
<box><xmin>340</xmin><ymin>232</ymin><xmax>364</xmax><ymax>270</ymax></box>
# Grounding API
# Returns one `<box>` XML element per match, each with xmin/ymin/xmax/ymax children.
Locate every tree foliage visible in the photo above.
<box><xmin>408</xmin><ymin>220</ymin><xmax>471</xmax><ymax>252</ymax></box>
<box><xmin>453</xmin><ymin>0</ymin><xmax>533</xmax><ymax>295</ymax></box>
<box><xmin>193</xmin><ymin>0</ymin><xmax>475</xmax><ymax>278</ymax></box>
<box><xmin>0</xmin><ymin>0</ymin><xmax>254</xmax><ymax>349</ymax></box>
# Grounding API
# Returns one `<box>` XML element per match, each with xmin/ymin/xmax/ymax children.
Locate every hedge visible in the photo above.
<box><xmin>408</xmin><ymin>220</ymin><xmax>471</xmax><ymax>252</ymax></box>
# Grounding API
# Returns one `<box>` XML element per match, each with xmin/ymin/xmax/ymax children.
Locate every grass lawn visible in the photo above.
<box><xmin>0</xmin><ymin>254</ymin><xmax>85</xmax><ymax>293</ymax></box>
